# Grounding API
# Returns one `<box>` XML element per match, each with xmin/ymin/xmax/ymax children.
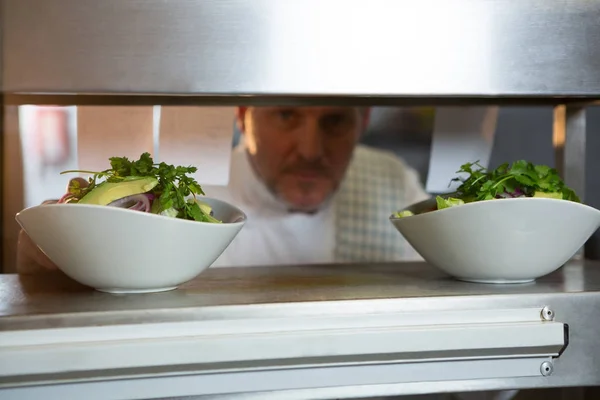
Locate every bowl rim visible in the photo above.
<box><xmin>389</xmin><ymin>196</ymin><xmax>600</xmax><ymax>222</ymax></box>
<box><xmin>15</xmin><ymin>196</ymin><xmax>248</xmax><ymax>228</ymax></box>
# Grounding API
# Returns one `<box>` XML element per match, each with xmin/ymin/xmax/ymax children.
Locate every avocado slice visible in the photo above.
<box><xmin>190</xmin><ymin>198</ymin><xmax>221</xmax><ymax>223</ymax></box>
<box><xmin>78</xmin><ymin>176</ymin><xmax>159</xmax><ymax>206</ymax></box>
<box><xmin>533</xmin><ymin>191</ymin><xmax>563</xmax><ymax>200</ymax></box>
<box><xmin>395</xmin><ymin>210</ymin><xmax>414</xmax><ymax>218</ymax></box>
<box><xmin>197</xmin><ymin>201</ymin><xmax>213</xmax><ymax>216</ymax></box>
<box><xmin>436</xmin><ymin>196</ymin><xmax>465</xmax><ymax>210</ymax></box>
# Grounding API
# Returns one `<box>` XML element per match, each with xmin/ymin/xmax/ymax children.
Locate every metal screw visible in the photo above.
<box><xmin>540</xmin><ymin>361</ymin><xmax>554</xmax><ymax>376</ymax></box>
<box><xmin>541</xmin><ymin>306</ymin><xmax>555</xmax><ymax>321</ymax></box>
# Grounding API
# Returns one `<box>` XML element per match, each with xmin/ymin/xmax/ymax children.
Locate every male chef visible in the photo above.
<box><xmin>17</xmin><ymin>106</ymin><xmax>429</xmax><ymax>271</ymax></box>
<box><xmin>206</xmin><ymin>106</ymin><xmax>429</xmax><ymax>267</ymax></box>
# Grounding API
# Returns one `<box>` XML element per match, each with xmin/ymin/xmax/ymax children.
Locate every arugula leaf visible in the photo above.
<box><xmin>450</xmin><ymin>160</ymin><xmax>581</xmax><ymax>203</ymax></box>
<box><xmin>61</xmin><ymin>152</ymin><xmax>214</xmax><ymax>222</ymax></box>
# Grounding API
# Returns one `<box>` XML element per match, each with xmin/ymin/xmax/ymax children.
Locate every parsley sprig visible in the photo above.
<box><xmin>61</xmin><ymin>153</ymin><xmax>215</xmax><ymax>222</ymax></box>
<box><xmin>451</xmin><ymin>160</ymin><xmax>580</xmax><ymax>203</ymax></box>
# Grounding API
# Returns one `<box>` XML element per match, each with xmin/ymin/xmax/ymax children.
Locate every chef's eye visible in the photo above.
<box><xmin>277</xmin><ymin>109</ymin><xmax>296</xmax><ymax>121</ymax></box>
<box><xmin>320</xmin><ymin>113</ymin><xmax>348</xmax><ymax>132</ymax></box>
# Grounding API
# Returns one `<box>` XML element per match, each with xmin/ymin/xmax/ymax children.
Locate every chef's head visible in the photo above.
<box><xmin>237</xmin><ymin>106</ymin><xmax>370</xmax><ymax>213</ymax></box>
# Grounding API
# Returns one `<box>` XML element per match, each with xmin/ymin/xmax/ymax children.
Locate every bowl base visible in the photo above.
<box><xmin>95</xmin><ymin>286</ymin><xmax>178</xmax><ymax>294</ymax></box>
<box><xmin>456</xmin><ymin>277</ymin><xmax>536</xmax><ymax>285</ymax></box>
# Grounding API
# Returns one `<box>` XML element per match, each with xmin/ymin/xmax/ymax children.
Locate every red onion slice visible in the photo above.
<box><xmin>107</xmin><ymin>194</ymin><xmax>152</xmax><ymax>212</ymax></box>
<box><xmin>58</xmin><ymin>193</ymin><xmax>74</xmax><ymax>204</ymax></box>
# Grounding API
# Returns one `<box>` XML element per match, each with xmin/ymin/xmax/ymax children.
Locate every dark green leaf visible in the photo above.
<box><xmin>451</xmin><ymin>159</ymin><xmax>580</xmax><ymax>204</ymax></box>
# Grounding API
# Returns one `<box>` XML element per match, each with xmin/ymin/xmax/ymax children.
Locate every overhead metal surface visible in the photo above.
<box><xmin>2</xmin><ymin>0</ymin><xmax>600</xmax><ymax>102</ymax></box>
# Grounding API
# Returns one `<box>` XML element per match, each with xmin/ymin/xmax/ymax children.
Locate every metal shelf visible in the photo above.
<box><xmin>2</xmin><ymin>0</ymin><xmax>600</xmax><ymax>102</ymax></box>
<box><xmin>0</xmin><ymin>261</ymin><xmax>598</xmax><ymax>399</ymax></box>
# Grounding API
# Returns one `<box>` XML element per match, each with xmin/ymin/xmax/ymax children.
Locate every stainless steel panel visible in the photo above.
<box><xmin>564</xmin><ymin>107</ymin><xmax>587</xmax><ymax>202</ymax></box>
<box><xmin>1</xmin><ymin>261</ymin><xmax>600</xmax><ymax>396</ymax></box>
<box><xmin>3</xmin><ymin>0</ymin><xmax>600</xmax><ymax>100</ymax></box>
<box><xmin>7</xmin><ymin>94</ymin><xmax>600</xmax><ymax>107</ymax></box>
<box><xmin>0</xmin><ymin>0</ymin><xmax>5</xmax><ymax>272</ymax></box>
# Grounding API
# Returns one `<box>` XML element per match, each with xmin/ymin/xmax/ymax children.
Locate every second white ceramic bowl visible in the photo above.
<box><xmin>16</xmin><ymin>197</ymin><xmax>246</xmax><ymax>293</ymax></box>
<box><xmin>390</xmin><ymin>197</ymin><xmax>600</xmax><ymax>283</ymax></box>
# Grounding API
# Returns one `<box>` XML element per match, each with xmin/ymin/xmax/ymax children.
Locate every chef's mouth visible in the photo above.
<box><xmin>294</xmin><ymin>172</ymin><xmax>324</xmax><ymax>180</ymax></box>
<box><xmin>287</xmin><ymin>168</ymin><xmax>328</xmax><ymax>180</ymax></box>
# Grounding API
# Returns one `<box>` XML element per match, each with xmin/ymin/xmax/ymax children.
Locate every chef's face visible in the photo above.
<box><xmin>238</xmin><ymin>106</ymin><xmax>369</xmax><ymax>212</ymax></box>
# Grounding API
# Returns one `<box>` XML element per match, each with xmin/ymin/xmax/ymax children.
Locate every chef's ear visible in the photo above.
<box><xmin>235</xmin><ymin>107</ymin><xmax>248</xmax><ymax>134</ymax></box>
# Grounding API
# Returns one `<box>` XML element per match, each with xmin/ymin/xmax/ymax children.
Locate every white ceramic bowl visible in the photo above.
<box><xmin>16</xmin><ymin>197</ymin><xmax>246</xmax><ymax>293</ymax></box>
<box><xmin>390</xmin><ymin>197</ymin><xmax>600</xmax><ymax>284</ymax></box>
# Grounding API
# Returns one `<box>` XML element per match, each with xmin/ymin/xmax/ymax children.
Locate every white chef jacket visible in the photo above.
<box><xmin>205</xmin><ymin>140</ymin><xmax>430</xmax><ymax>268</ymax></box>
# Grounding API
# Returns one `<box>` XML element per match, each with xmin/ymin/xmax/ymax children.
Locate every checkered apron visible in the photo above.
<box><xmin>334</xmin><ymin>146</ymin><xmax>429</xmax><ymax>263</ymax></box>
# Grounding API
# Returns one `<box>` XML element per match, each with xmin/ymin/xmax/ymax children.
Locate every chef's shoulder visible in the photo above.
<box><xmin>350</xmin><ymin>144</ymin><xmax>430</xmax><ymax>202</ymax></box>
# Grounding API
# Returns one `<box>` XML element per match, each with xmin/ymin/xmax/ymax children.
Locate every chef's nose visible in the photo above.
<box><xmin>296</xmin><ymin>123</ymin><xmax>324</xmax><ymax>161</ymax></box>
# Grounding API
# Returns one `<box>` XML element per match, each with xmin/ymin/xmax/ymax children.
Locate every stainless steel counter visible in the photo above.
<box><xmin>1</xmin><ymin>260</ymin><xmax>599</xmax><ymax>323</ymax></box>
<box><xmin>1</xmin><ymin>261</ymin><xmax>599</xmax><ymax>399</ymax></box>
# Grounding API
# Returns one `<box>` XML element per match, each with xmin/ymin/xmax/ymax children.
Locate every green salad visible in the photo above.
<box><xmin>57</xmin><ymin>152</ymin><xmax>221</xmax><ymax>223</ymax></box>
<box><xmin>395</xmin><ymin>160</ymin><xmax>580</xmax><ymax>218</ymax></box>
